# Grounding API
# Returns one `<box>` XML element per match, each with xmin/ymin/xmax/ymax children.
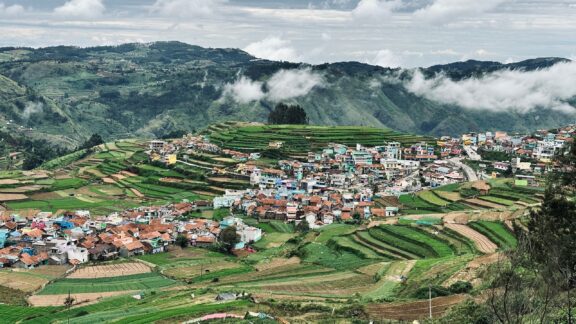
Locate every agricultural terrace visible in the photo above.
<box><xmin>399</xmin><ymin>178</ymin><xmax>543</xmax><ymax>215</ymax></box>
<box><xmin>206</xmin><ymin>122</ymin><xmax>434</xmax><ymax>156</ymax></box>
<box><xmin>0</xmin><ymin>138</ymin><xmax>252</xmax><ymax>213</ymax></box>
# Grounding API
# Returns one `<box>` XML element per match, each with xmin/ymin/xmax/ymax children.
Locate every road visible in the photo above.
<box><xmin>463</xmin><ymin>146</ymin><xmax>482</xmax><ymax>161</ymax></box>
<box><xmin>449</xmin><ymin>158</ymin><xmax>478</xmax><ymax>182</ymax></box>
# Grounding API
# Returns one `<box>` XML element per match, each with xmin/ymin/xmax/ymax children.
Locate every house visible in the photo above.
<box><xmin>88</xmin><ymin>244</ymin><xmax>118</xmax><ymax>261</ymax></box>
<box><xmin>120</xmin><ymin>241</ymin><xmax>145</xmax><ymax>257</ymax></box>
<box><xmin>471</xmin><ymin>181</ymin><xmax>491</xmax><ymax>195</ymax></box>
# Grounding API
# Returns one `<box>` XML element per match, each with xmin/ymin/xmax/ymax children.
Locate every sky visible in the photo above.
<box><xmin>0</xmin><ymin>0</ymin><xmax>576</xmax><ymax>67</ymax></box>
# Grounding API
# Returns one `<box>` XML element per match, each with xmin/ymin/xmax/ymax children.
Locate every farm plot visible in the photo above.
<box><xmin>479</xmin><ymin>196</ymin><xmax>516</xmax><ymax>206</ymax></box>
<box><xmin>369</xmin><ymin>226</ymin><xmax>455</xmax><ymax>258</ymax></box>
<box><xmin>0</xmin><ymin>271</ymin><xmax>49</xmax><ymax>293</ymax></box>
<box><xmin>29</xmin><ymin>290</ymin><xmax>140</xmax><ymax>307</ymax></box>
<box><xmin>163</xmin><ymin>260</ymin><xmax>245</xmax><ymax>281</ymax></box>
<box><xmin>445</xmin><ymin>223</ymin><xmax>497</xmax><ymax>254</ymax></box>
<box><xmin>301</xmin><ymin>242</ymin><xmax>376</xmax><ymax>270</ymax></box>
<box><xmin>242</xmin><ymin>271</ymin><xmax>374</xmax><ymax>296</ymax></box>
<box><xmin>433</xmin><ymin>190</ymin><xmax>462</xmax><ymax>202</ymax></box>
<box><xmin>464</xmin><ymin>198</ymin><xmax>505</xmax><ymax>209</ymax></box>
<box><xmin>418</xmin><ymin>190</ymin><xmax>450</xmax><ymax>206</ymax></box>
<box><xmin>67</xmin><ymin>262</ymin><xmax>151</xmax><ymax>279</ymax></box>
<box><xmin>37</xmin><ymin>272</ymin><xmax>177</xmax><ymax>295</ymax></box>
<box><xmin>468</xmin><ymin>221</ymin><xmax>517</xmax><ymax>250</ymax></box>
<box><xmin>366</xmin><ymin>295</ymin><xmax>467</xmax><ymax>321</ymax></box>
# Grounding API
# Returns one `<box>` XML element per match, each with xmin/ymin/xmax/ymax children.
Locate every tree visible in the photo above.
<box><xmin>80</xmin><ymin>133</ymin><xmax>104</xmax><ymax>149</ymax></box>
<box><xmin>175</xmin><ymin>234</ymin><xmax>189</xmax><ymax>248</ymax></box>
<box><xmin>267</xmin><ymin>103</ymin><xmax>308</xmax><ymax>125</ymax></box>
<box><xmin>219</xmin><ymin>226</ymin><xmax>240</xmax><ymax>253</ymax></box>
<box><xmin>296</xmin><ymin>219</ymin><xmax>310</xmax><ymax>233</ymax></box>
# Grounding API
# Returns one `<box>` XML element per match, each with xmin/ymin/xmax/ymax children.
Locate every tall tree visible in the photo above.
<box><xmin>219</xmin><ymin>226</ymin><xmax>240</xmax><ymax>253</ymax></box>
<box><xmin>268</xmin><ymin>103</ymin><xmax>308</xmax><ymax>125</ymax></box>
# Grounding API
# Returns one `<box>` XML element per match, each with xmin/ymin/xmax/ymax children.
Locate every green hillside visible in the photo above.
<box><xmin>0</xmin><ymin>42</ymin><xmax>573</xmax><ymax>149</ymax></box>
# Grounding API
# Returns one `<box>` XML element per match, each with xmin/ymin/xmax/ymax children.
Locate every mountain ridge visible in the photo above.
<box><xmin>0</xmin><ymin>41</ymin><xmax>574</xmax><ymax>147</ymax></box>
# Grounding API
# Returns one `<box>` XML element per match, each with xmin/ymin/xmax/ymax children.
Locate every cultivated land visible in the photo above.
<box><xmin>0</xmin><ymin>126</ymin><xmax>531</xmax><ymax>322</ymax></box>
<box><xmin>206</xmin><ymin>122</ymin><xmax>434</xmax><ymax>157</ymax></box>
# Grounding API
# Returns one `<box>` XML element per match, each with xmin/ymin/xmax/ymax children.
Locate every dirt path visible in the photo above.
<box><xmin>445</xmin><ymin>223</ymin><xmax>497</xmax><ymax>254</ymax></box>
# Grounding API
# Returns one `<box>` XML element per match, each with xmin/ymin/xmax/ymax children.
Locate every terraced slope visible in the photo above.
<box><xmin>445</xmin><ymin>224</ymin><xmax>497</xmax><ymax>254</ymax></box>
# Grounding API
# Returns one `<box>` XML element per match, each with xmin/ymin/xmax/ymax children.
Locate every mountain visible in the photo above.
<box><xmin>0</xmin><ymin>41</ymin><xmax>573</xmax><ymax>147</ymax></box>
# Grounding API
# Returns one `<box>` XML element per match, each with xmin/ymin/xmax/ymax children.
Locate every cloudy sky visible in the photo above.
<box><xmin>1</xmin><ymin>0</ymin><xmax>576</xmax><ymax>67</ymax></box>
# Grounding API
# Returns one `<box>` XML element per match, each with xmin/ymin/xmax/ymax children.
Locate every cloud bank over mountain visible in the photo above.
<box><xmin>222</xmin><ymin>68</ymin><xmax>323</xmax><ymax>103</ymax></box>
<box><xmin>404</xmin><ymin>61</ymin><xmax>576</xmax><ymax>113</ymax></box>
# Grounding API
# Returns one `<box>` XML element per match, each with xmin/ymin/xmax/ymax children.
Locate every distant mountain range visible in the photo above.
<box><xmin>0</xmin><ymin>41</ymin><xmax>573</xmax><ymax>147</ymax></box>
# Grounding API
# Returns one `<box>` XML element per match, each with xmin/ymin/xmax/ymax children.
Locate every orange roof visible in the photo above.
<box><xmin>125</xmin><ymin>241</ymin><xmax>144</xmax><ymax>251</ymax></box>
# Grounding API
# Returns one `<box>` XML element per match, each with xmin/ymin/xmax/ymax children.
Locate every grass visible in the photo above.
<box><xmin>38</xmin><ymin>272</ymin><xmax>177</xmax><ymax>295</ymax></box>
<box><xmin>315</xmin><ymin>224</ymin><xmax>357</xmax><ymax>243</ymax></box>
<box><xmin>301</xmin><ymin>242</ymin><xmax>376</xmax><ymax>270</ymax></box>
<box><xmin>418</xmin><ymin>190</ymin><xmax>450</xmax><ymax>207</ymax></box>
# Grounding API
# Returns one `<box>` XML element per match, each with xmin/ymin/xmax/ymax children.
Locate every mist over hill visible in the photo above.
<box><xmin>0</xmin><ymin>41</ymin><xmax>574</xmax><ymax>147</ymax></box>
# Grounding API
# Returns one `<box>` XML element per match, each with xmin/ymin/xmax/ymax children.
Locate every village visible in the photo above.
<box><xmin>0</xmin><ymin>124</ymin><xmax>573</xmax><ymax>271</ymax></box>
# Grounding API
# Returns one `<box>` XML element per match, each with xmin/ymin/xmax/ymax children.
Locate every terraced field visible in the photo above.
<box><xmin>37</xmin><ymin>272</ymin><xmax>177</xmax><ymax>295</ymax></box>
<box><xmin>206</xmin><ymin>122</ymin><xmax>434</xmax><ymax>155</ymax></box>
<box><xmin>445</xmin><ymin>224</ymin><xmax>498</xmax><ymax>254</ymax></box>
<box><xmin>468</xmin><ymin>221</ymin><xmax>517</xmax><ymax>250</ymax></box>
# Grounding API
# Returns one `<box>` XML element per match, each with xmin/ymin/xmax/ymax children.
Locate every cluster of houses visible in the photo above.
<box><xmin>215</xmin><ymin>188</ymin><xmax>399</xmax><ymax>229</ymax></box>
<box><xmin>458</xmin><ymin>126</ymin><xmax>576</xmax><ymax>178</ymax></box>
<box><xmin>0</xmin><ymin>202</ymin><xmax>261</xmax><ymax>269</ymax></box>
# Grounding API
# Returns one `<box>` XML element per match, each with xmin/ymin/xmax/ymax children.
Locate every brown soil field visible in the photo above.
<box><xmin>0</xmin><ymin>193</ymin><xmax>28</xmax><ymax>201</ymax></box>
<box><xmin>67</xmin><ymin>262</ymin><xmax>151</xmax><ymax>279</ymax></box>
<box><xmin>445</xmin><ymin>223</ymin><xmax>498</xmax><ymax>254</ymax></box>
<box><xmin>0</xmin><ymin>179</ymin><xmax>20</xmax><ymax>185</ymax></box>
<box><xmin>120</xmin><ymin>171</ymin><xmax>138</xmax><ymax>177</ymax></box>
<box><xmin>28</xmin><ymin>291</ymin><xmax>139</xmax><ymax>307</ymax></box>
<box><xmin>160</xmin><ymin>177</ymin><xmax>183</xmax><ymax>183</ymax></box>
<box><xmin>365</xmin><ymin>294</ymin><xmax>467</xmax><ymax>321</ymax></box>
<box><xmin>254</xmin><ymin>257</ymin><xmax>300</xmax><ymax>272</ymax></box>
<box><xmin>164</xmin><ymin>261</ymin><xmax>239</xmax><ymax>280</ymax></box>
<box><xmin>465</xmin><ymin>198</ymin><xmax>505</xmax><ymax>209</ymax></box>
<box><xmin>30</xmin><ymin>191</ymin><xmax>61</xmax><ymax>200</ymax></box>
<box><xmin>0</xmin><ymin>271</ymin><xmax>48</xmax><ymax>293</ymax></box>
<box><xmin>102</xmin><ymin>177</ymin><xmax>117</xmax><ymax>184</ymax></box>
<box><xmin>130</xmin><ymin>188</ymin><xmax>144</xmax><ymax>197</ymax></box>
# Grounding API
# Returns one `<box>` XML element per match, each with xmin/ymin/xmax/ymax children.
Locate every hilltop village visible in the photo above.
<box><xmin>0</xmin><ymin>124</ymin><xmax>574</xmax><ymax>270</ymax></box>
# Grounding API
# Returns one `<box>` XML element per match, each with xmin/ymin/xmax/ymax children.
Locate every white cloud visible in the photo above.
<box><xmin>151</xmin><ymin>0</ymin><xmax>226</xmax><ymax>18</ymax></box>
<box><xmin>243</xmin><ymin>37</ymin><xmax>299</xmax><ymax>62</ymax></box>
<box><xmin>414</xmin><ymin>0</ymin><xmax>507</xmax><ymax>24</ymax></box>
<box><xmin>0</xmin><ymin>3</ymin><xmax>24</xmax><ymax>16</ymax></box>
<box><xmin>54</xmin><ymin>0</ymin><xmax>105</xmax><ymax>19</ymax></box>
<box><xmin>369</xmin><ymin>49</ymin><xmax>403</xmax><ymax>68</ymax></box>
<box><xmin>352</xmin><ymin>0</ymin><xmax>402</xmax><ymax>20</ymax></box>
<box><xmin>222</xmin><ymin>69</ymin><xmax>323</xmax><ymax>103</ymax></box>
<box><xmin>222</xmin><ymin>76</ymin><xmax>265</xmax><ymax>103</ymax></box>
<box><xmin>267</xmin><ymin>68</ymin><xmax>323</xmax><ymax>101</ymax></box>
<box><xmin>22</xmin><ymin>102</ymin><xmax>44</xmax><ymax>119</ymax></box>
<box><xmin>405</xmin><ymin>61</ymin><xmax>576</xmax><ymax>113</ymax></box>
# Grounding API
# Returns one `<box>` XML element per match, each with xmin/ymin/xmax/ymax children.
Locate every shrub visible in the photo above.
<box><xmin>449</xmin><ymin>281</ymin><xmax>473</xmax><ymax>294</ymax></box>
<box><xmin>412</xmin><ymin>285</ymin><xmax>451</xmax><ymax>299</ymax></box>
